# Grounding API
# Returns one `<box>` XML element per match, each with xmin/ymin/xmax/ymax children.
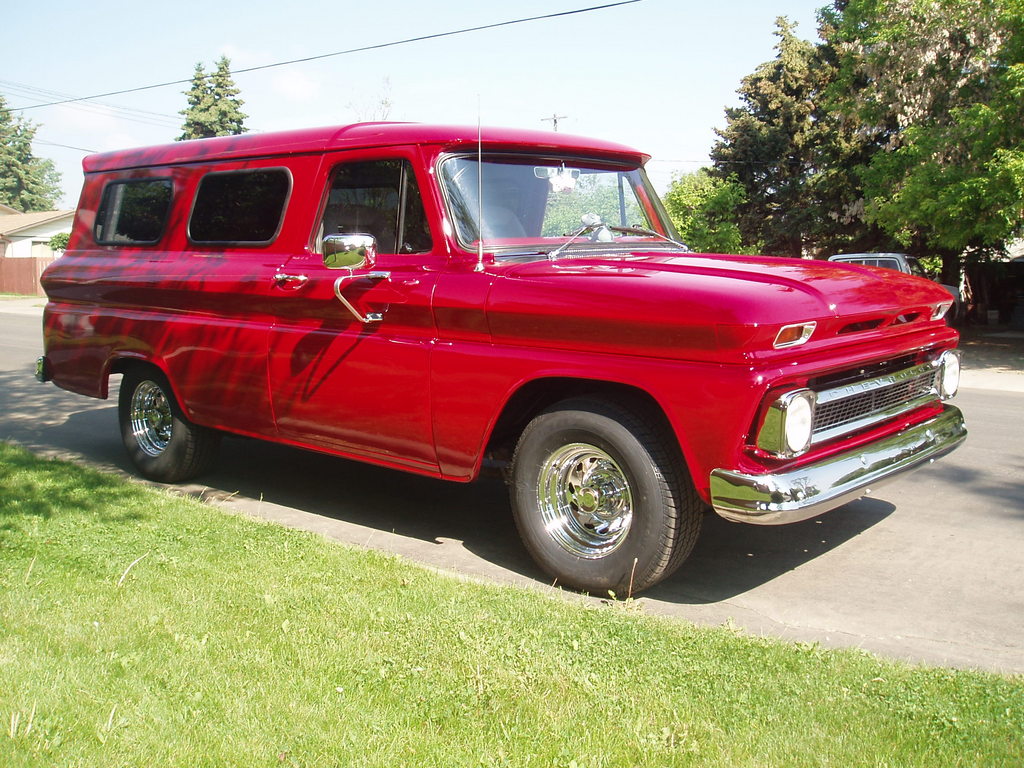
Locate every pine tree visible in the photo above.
<box><xmin>0</xmin><ymin>94</ymin><xmax>62</xmax><ymax>212</ymax></box>
<box><xmin>178</xmin><ymin>56</ymin><xmax>248</xmax><ymax>141</ymax></box>
<box><xmin>710</xmin><ymin>17</ymin><xmax>898</xmax><ymax>258</ymax></box>
<box><xmin>709</xmin><ymin>19</ymin><xmax>825</xmax><ymax>258</ymax></box>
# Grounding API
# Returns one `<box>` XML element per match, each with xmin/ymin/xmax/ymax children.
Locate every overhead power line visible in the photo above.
<box><xmin>34</xmin><ymin>138</ymin><xmax>98</xmax><ymax>153</ymax></box>
<box><xmin>13</xmin><ymin>1</ymin><xmax>643</xmax><ymax>112</ymax></box>
<box><xmin>1</xmin><ymin>79</ymin><xmax>180</xmax><ymax>128</ymax></box>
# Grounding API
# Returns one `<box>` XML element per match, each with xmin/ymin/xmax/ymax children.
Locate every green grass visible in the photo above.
<box><xmin>1</xmin><ymin>441</ymin><xmax>1021</xmax><ymax>767</ymax></box>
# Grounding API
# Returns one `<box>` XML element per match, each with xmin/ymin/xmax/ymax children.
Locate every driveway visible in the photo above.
<box><xmin>3</xmin><ymin>297</ymin><xmax>1023</xmax><ymax>674</ymax></box>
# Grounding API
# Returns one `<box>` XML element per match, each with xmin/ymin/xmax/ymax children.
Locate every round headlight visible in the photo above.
<box><xmin>784</xmin><ymin>393</ymin><xmax>815</xmax><ymax>454</ymax></box>
<box><xmin>939</xmin><ymin>350</ymin><xmax>961</xmax><ymax>399</ymax></box>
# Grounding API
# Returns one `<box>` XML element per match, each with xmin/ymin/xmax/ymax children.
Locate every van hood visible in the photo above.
<box><xmin>485</xmin><ymin>251</ymin><xmax>952</xmax><ymax>362</ymax></box>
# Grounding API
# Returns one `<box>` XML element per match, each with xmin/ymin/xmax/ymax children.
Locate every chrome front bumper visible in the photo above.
<box><xmin>710</xmin><ymin>405</ymin><xmax>966</xmax><ymax>525</ymax></box>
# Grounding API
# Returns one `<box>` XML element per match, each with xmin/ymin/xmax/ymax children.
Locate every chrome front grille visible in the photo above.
<box><xmin>811</xmin><ymin>362</ymin><xmax>941</xmax><ymax>444</ymax></box>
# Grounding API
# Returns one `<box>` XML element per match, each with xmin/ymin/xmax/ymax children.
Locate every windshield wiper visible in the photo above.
<box><xmin>606</xmin><ymin>225</ymin><xmax>690</xmax><ymax>251</ymax></box>
<box><xmin>547</xmin><ymin>215</ymin><xmax>690</xmax><ymax>260</ymax></box>
<box><xmin>546</xmin><ymin>214</ymin><xmax>608</xmax><ymax>260</ymax></box>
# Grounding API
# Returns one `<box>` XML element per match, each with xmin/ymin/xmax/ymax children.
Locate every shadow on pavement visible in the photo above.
<box><xmin>649</xmin><ymin>497</ymin><xmax>894</xmax><ymax>604</ymax></box>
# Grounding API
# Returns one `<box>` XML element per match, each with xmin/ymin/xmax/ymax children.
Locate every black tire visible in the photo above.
<box><xmin>509</xmin><ymin>398</ymin><xmax>703</xmax><ymax>596</ymax></box>
<box><xmin>118</xmin><ymin>368</ymin><xmax>220</xmax><ymax>482</ymax></box>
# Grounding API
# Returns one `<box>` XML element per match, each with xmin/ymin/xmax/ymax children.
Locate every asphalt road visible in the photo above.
<box><xmin>3</xmin><ymin>303</ymin><xmax>1022</xmax><ymax>674</ymax></box>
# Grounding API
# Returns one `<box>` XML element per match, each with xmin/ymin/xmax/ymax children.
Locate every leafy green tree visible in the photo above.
<box><xmin>709</xmin><ymin>18</ymin><xmax>825</xmax><ymax>258</ymax></box>
<box><xmin>178</xmin><ymin>56</ymin><xmax>248</xmax><ymax>141</ymax></box>
<box><xmin>47</xmin><ymin>232</ymin><xmax>70</xmax><ymax>251</ymax></box>
<box><xmin>663</xmin><ymin>169</ymin><xmax>747</xmax><ymax>253</ymax></box>
<box><xmin>822</xmin><ymin>0</ymin><xmax>1024</xmax><ymax>279</ymax></box>
<box><xmin>0</xmin><ymin>94</ymin><xmax>62</xmax><ymax>212</ymax></box>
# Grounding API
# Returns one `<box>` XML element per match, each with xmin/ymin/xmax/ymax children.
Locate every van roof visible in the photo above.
<box><xmin>82</xmin><ymin>122</ymin><xmax>650</xmax><ymax>173</ymax></box>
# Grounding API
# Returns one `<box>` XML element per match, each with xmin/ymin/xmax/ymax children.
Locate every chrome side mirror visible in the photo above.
<box><xmin>323</xmin><ymin>233</ymin><xmax>377</xmax><ymax>270</ymax></box>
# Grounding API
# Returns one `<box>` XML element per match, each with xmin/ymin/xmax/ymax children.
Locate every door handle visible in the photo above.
<box><xmin>333</xmin><ymin>270</ymin><xmax>391</xmax><ymax>323</ymax></box>
<box><xmin>273</xmin><ymin>272</ymin><xmax>309</xmax><ymax>288</ymax></box>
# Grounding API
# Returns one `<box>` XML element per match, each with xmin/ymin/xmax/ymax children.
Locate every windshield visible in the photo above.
<box><xmin>439</xmin><ymin>154</ymin><xmax>680</xmax><ymax>256</ymax></box>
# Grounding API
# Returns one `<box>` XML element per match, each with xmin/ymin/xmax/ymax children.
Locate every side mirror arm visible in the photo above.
<box><xmin>333</xmin><ymin>270</ymin><xmax>391</xmax><ymax>324</ymax></box>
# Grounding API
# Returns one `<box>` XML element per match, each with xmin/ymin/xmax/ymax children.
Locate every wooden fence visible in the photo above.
<box><xmin>0</xmin><ymin>255</ymin><xmax>55</xmax><ymax>296</ymax></box>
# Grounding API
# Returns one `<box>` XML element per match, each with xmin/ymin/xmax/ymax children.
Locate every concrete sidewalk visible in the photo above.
<box><xmin>5</xmin><ymin>296</ymin><xmax>1022</xmax><ymax>392</ymax></box>
<box><xmin>957</xmin><ymin>325</ymin><xmax>1024</xmax><ymax>392</ymax></box>
<box><xmin>0</xmin><ymin>297</ymin><xmax>47</xmax><ymax>316</ymax></box>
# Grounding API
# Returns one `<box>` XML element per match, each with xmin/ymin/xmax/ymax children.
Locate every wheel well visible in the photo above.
<box><xmin>484</xmin><ymin>378</ymin><xmax>681</xmax><ymax>471</ymax></box>
<box><xmin>107</xmin><ymin>358</ymin><xmax>172</xmax><ymax>398</ymax></box>
<box><xmin>109</xmin><ymin>357</ymin><xmax>162</xmax><ymax>380</ymax></box>
<box><xmin>110</xmin><ymin>358</ymin><xmax>147</xmax><ymax>376</ymax></box>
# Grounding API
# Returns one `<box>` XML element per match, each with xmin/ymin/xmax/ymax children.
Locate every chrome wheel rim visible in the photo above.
<box><xmin>130</xmin><ymin>381</ymin><xmax>173</xmax><ymax>457</ymax></box>
<box><xmin>537</xmin><ymin>443</ymin><xmax>633</xmax><ymax>558</ymax></box>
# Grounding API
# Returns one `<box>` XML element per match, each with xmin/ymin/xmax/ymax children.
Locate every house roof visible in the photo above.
<box><xmin>0</xmin><ymin>203</ymin><xmax>20</xmax><ymax>215</ymax></box>
<box><xmin>0</xmin><ymin>210</ymin><xmax>75</xmax><ymax>237</ymax></box>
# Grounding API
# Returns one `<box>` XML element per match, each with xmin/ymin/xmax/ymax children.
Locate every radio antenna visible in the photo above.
<box><xmin>475</xmin><ymin>102</ymin><xmax>485</xmax><ymax>272</ymax></box>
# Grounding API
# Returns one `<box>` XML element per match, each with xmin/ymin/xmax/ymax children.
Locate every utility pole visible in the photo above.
<box><xmin>542</xmin><ymin>114</ymin><xmax>568</xmax><ymax>132</ymax></box>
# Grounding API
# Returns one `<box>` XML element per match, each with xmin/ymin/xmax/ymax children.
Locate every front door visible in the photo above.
<box><xmin>267</xmin><ymin>152</ymin><xmax>441</xmax><ymax>474</ymax></box>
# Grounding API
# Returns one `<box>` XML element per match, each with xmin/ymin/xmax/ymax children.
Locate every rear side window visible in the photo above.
<box><xmin>94</xmin><ymin>179</ymin><xmax>173</xmax><ymax>245</ymax></box>
<box><xmin>189</xmin><ymin>168</ymin><xmax>291</xmax><ymax>244</ymax></box>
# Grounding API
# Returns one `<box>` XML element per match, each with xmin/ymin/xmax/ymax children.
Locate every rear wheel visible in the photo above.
<box><xmin>118</xmin><ymin>369</ymin><xmax>219</xmax><ymax>482</ymax></box>
<box><xmin>509</xmin><ymin>398</ymin><xmax>703</xmax><ymax>596</ymax></box>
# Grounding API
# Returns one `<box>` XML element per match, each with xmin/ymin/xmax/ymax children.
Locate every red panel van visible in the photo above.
<box><xmin>38</xmin><ymin>124</ymin><xmax>966</xmax><ymax>594</ymax></box>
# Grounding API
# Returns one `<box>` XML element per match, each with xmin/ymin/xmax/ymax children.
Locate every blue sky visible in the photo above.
<box><xmin>4</xmin><ymin>0</ymin><xmax>824</xmax><ymax>206</ymax></box>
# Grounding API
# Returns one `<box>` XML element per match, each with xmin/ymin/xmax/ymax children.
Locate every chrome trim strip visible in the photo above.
<box><xmin>710</xmin><ymin>406</ymin><xmax>966</xmax><ymax>525</ymax></box>
<box><xmin>814</xmin><ymin>361</ymin><xmax>938</xmax><ymax>406</ymax></box>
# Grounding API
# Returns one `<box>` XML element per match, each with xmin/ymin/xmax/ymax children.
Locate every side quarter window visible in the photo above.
<box><xmin>94</xmin><ymin>178</ymin><xmax>173</xmax><ymax>245</ymax></box>
<box><xmin>316</xmin><ymin>159</ymin><xmax>432</xmax><ymax>255</ymax></box>
<box><xmin>189</xmin><ymin>168</ymin><xmax>291</xmax><ymax>245</ymax></box>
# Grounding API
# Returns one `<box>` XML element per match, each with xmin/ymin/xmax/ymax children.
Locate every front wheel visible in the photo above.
<box><xmin>509</xmin><ymin>399</ymin><xmax>703</xmax><ymax>596</ymax></box>
<box><xmin>118</xmin><ymin>369</ymin><xmax>219</xmax><ymax>482</ymax></box>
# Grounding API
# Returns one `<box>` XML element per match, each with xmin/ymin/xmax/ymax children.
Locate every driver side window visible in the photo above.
<box><xmin>317</xmin><ymin>159</ymin><xmax>432</xmax><ymax>255</ymax></box>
